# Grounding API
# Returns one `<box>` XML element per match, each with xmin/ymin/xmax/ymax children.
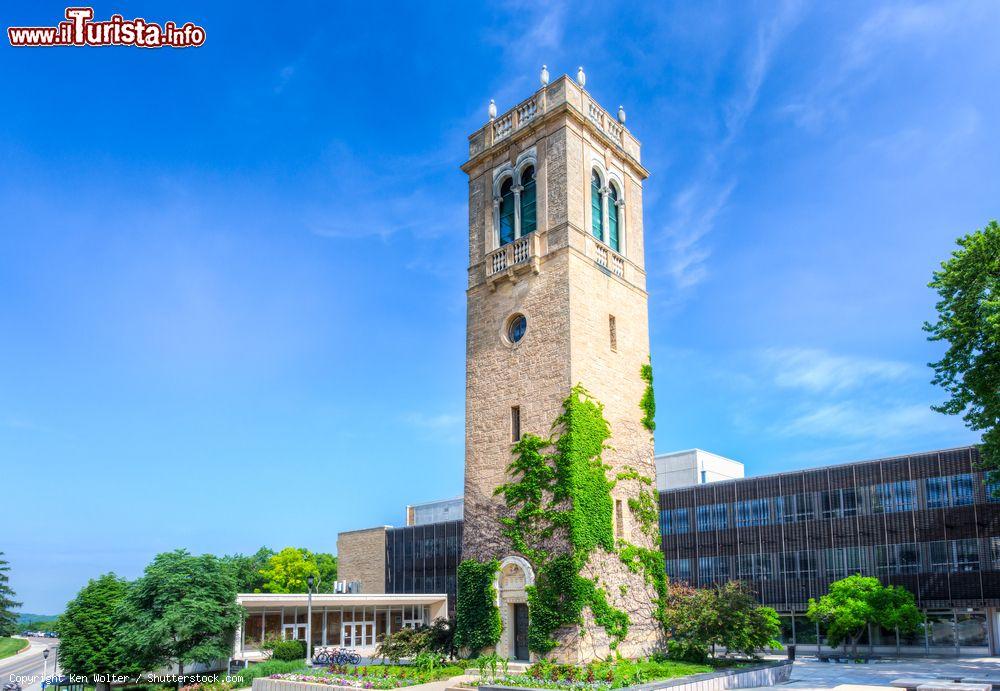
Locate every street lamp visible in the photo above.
<box><xmin>42</xmin><ymin>648</ymin><xmax>50</xmax><ymax>683</ymax></box>
<box><xmin>306</xmin><ymin>575</ymin><xmax>315</xmax><ymax>666</ymax></box>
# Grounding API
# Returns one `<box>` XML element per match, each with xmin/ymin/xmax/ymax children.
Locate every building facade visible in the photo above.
<box><xmin>654</xmin><ymin>449</ymin><xmax>745</xmax><ymax>491</ymax></box>
<box><xmin>659</xmin><ymin>445</ymin><xmax>1000</xmax><ymax>655</ymax></box>
<box><xmin>460</xmin><ymin>72</ymin><xmax>660</xmax><ymax>662</ymax></box>
<box><xmin>385</xmin><ymin>519</ymin><xmax>463</xmax><ymax>613</ymax></box>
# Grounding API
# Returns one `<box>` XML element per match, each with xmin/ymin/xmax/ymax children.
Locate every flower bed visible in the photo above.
<box><xmin>263</xmin><ymin>663</ymin><xmax>467</xmax><ymax>690</ymax></box>
<box><xmin>466</xmin><ymin>659</ymin><xmax>716</xmax><ymax>691</ymax></box>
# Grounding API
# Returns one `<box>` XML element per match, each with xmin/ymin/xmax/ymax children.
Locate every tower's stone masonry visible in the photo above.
<box><xmin>462</xmin><ymin>75</ymin><xmax>659</xmax><ymax>662</ymax></box>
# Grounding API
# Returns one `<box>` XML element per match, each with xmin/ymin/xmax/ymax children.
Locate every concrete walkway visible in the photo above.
<box><xmin>762</xmin><ymin>657</ymin><xmax>1000</xmax><ymax>691</ymax></box>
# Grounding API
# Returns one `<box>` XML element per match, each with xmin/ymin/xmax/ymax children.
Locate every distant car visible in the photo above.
<box><xmin>4</xmin><ymin>680</ymin><xmax>23</xmax><ymax>691</ymax></box>
<box><xmin>44</xmin><ymin>632</ymin><xmax>57</xmax><ymax>638</ymax></box>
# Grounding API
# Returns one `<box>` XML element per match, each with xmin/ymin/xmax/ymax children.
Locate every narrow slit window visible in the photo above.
<box><xmin>609</xmin><ymin>315</ymin><xmax>617</xmax><ymax>352</ymax></box>
<box><xmin>511</xmin><ymin>406</ymin><xmax>521</xmax><ymax>442</ymax></box>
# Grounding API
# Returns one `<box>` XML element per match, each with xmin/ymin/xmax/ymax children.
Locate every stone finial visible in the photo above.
<box><xmin>618</xmin><ymin>105</ymin><xmax>626</xmax><ymax>124</ymax></box>
<box><xmin>576</xmin><ymin>66</ymin><xmax>586</xmax><ymax>87</ymax></box>
<box><xmin>488</xmin><ymin>99</ymin><xmax>497</xmax><ymax>121</ymax></box>
<box><xmin>540</xmin><ymin>64</ymin><xmax>549</xmax><ymax>86</ymax></box>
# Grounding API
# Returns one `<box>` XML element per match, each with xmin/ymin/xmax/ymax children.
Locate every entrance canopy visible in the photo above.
<box><xmin>234</xmin><ymin>592</ymin><xmax>449</xmax><ymax>661</ymax></box>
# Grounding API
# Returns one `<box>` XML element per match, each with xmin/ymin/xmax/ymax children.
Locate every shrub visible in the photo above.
<box><xmin>227</xmin><ymin>659</ymin><xmax>310</xmax><ymax>687</ymax></box>
<box><xmin>271</xmin><ymin>639</ymin><xmax>306</xmax><ymax>661</ymax></box>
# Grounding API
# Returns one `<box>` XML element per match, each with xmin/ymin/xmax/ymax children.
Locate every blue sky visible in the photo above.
<box><xmin>2</xmin><ymin>1</ymin><xmax>999</xmax><ymax>613</ymax></box>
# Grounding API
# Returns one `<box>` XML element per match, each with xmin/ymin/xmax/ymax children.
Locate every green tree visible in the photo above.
<box><xmin>925</xmin><ymin>220</ymin><xmax>1000</xmax><ymax>482</ymax></box>
<box><xmin>662</xmin><ymin>582</ymin><xmax>780</xmax><ymax>661</ymax></box>
<box><xmin>0</xmin><ymin>552</ymin><xmax>22</xmax><ymax>637</ymax></box>
<box><xmin>117</xmin><ymin>550</ymin><xmax>242</xmax><ymax>686</ymax></box>
<box><xmin>220</xmin><ymin>548</ymin><xmax>274</xmax><ymax>593</ymax></box>
<box><xmin>59</xmin><ymin>574</ymin><xmax>131</xmax><ymax>683</ymax></box>
<box><xmin>806</xmin><ymin>575</ymin><xmax>922</xmax><ymax>657</ymax></box>
<box><xmin>711</xmin><ymin>581</ymin><xmax>781</xmax><ymax>657</ymax></box>
<box><xmin>259</xmin><ymin>547</ymin><xmax>338</xmax><ymax>593</ymax></box>
<box><xmin>313</xmin><ymin>553</ymin><xmax>338</xmax><ymax>591</ymax></box>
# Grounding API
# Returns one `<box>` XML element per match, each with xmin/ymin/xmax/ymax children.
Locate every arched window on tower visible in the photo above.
<box><xmin>608</xmin><ymin>182</ymin><xmax>620</xmax><ymax>253</ymax></box>
<box><xmin>591</xmin><ymin>170</ymin><xmax>604</xmax><ymax>241</ymax></box>
<box><xmin>499</xmin><ymin>176</ymin><xmax>516</xmax><ymax>246</ymax></box>
<box><xmin>520</xmin><ymin>166</ymin><xmax>536</xmax><ymax>236</ymax></box>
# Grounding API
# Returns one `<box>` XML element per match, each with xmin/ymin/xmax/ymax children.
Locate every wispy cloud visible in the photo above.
<box><xmin>776</xmin><ymin>401</ymin><xmax>949</xmax><ymax>441</ymax></box>
<box><xmin>402</xmin><ymin>411</ymin><xmax>463</xmax><ymax>444</ymax></box>
<box><xmin>760</xmin><ymin>347</ymin><xmax>914</xmax><ymax>394</ymax></box>
<box><xmin>783</xmin><ymin>2</ymin><xmax>983</xmax><ymax>130</ymax></box>
<box><xmin>660</xmin><ymin>1</ymin><xmax>803</xmax><ymax>295</ymax></box>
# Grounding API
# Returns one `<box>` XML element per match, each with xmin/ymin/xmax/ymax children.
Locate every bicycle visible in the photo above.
<box><xmin>313</xmin><ymin>646</ymin><xmax>361</xmax><ymax>666</ymax></box>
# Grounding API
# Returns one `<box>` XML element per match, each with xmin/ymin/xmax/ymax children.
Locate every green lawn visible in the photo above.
<box><xmin>0</xmin><ymin>637</ymin><xmax>29</xmax><ymax>660</ymax></box>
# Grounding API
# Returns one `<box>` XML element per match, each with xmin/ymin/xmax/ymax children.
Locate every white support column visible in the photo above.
<box><xmin>512</xmin><ymin>185</ymin><xmax>523</xmax><ymax>239</ymax></box>
<box><xmin>600</xmin><ymin>187</ymin><xmax>610</xmax><ymax>244</ymax></box>
<box><xmin>492</xmin><ymin>196</ymin><xmax>501</xmax><ymax>249</ymax></box>
<box><xmin>615</xmin><ymin>199</ymin><xmax>626</xmax><ymax>255</ymax></box>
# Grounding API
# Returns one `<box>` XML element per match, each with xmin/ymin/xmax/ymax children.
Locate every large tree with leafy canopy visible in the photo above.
<box><xmin>259</xmin><ymin>547</ymin><xmax>337</xmax><ymax>593</ymax></box>
<box><xmin>806</xmin><ymin>575</ymin><xmax>921</xmax><ymax>656</ymax></box>
<box><xmin>59</xmin><ymin>573</ymin><xmax>132</xmax><ymax>683</ymax></box>
<box><xmin>117</xmin><ymin>550</ymin><xmax>241</xmax><ymax>685</ymax></box>
<box><xmin>0</xmin><ymin>552</ymin><xmax>21</xmax><ymax>637</ymax></box>
<box><xmin>220</xmin><ymin>548</ymin><xmax>274</xmax><ymax>593</ymax></box>
<box><xmin>925</xmin><ymin>220</ymin><xmax>1000</xmax><ymax>483</ymax></box>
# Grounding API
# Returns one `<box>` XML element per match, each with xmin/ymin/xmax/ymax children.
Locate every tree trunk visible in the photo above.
<box><xmin>178</xmin><ymin>661</ymin><xmax>184</xmax><ymax>691</ymax></box>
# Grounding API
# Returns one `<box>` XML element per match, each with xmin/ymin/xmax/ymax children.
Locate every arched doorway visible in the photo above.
<box><xmin>495</xmin><ymin>556</ymin><xmax>535</xmax><ymax>661</ymax></box>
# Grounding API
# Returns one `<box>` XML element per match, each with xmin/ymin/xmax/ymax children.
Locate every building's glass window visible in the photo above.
<box><xmin>872</xmin><ymin>480</ymin><xmax>915</xmax><ymax>513</ymax></box>
<box><xmin>736</xmin><ymin>553</ymin><xmax>773</xmax><ymax>580</ymax></box>
<box><xmin>696</xmin><ymin>503</ymin><xmax>728</xmax><ymax>532</ymax></box>
<box><xmin>780</xmin><ymin>550</ymin><xmax>816</xmax><ymax>579</ymax></box>
<box><xmin>951</xmin><ymin>474</ymin><xmax>975</xmax><ymax>505</ymax></box>
<box><xmin>698</xmin><ymin>556</ymin><xmax>729</xmax><ymax>584</ymax></box>
<box><xmin>778</xmin><ymin>493</ymin><xmax>814</xmax><ymax>523</ymax></box>
<box><xmin>665</xmin><ymin>558</ymin><xmax>691</xmax><ymax>582</ymax></box>
<box><xmin>520</xmin><ymin>166</ymin><xmax>536</xmax><ymax>236</ymax></box>
<box><xmin>954</xmin><ymin>538</ymin><xmax>980</xmax><ymax>572</ymax></box>
<box><xmin>927</xmin><ymin>474</ymin><xmax>975</xmax><ymax>508</ymax></box>
<box><xmin>956</xmin><ymin>612</ymin><xmax>988</xmax><ymax>647</ymax></box>
<box><xmin>877</xmin><ymin>542</ymin><xmax>920</xmax><ymax>574</ymax></box>
<box><xmin>820</xmin><ymin>488</ymin><xmax>857</xmax><ymax>519</ymax></box>
<box><xmin>736</xmin><ymin>498</ymin><xmax>770</xmax><ymax>527</ymax></box>
<box><xmin>926</xmin><ymin>476</ymin><xmax>949</xmax><ymax>508</ymax></box>
<box><xmin>591</xmin><ymin>170</ymin><xmax>603</xmax><ymax>241</ymax></box>
<box><xmin>793</xmin><ymin>615</ymin><xmax>818</xmax><ymax>643</ymax></box>
<box><xmin>499</xmin><ymin>177</ymin><xmax>516</xmax><ymax>246</ymax></box>
<box><xmin>823</xmin><ymin>547</ymin><xmax>864</xmax><ymax>579</ymax></box>
<box><xmin>661</xmin><ymin>508</ymin><xmax>690</xmax><ymax>535</ymax></box>
<box><xmin>927</xmin><ymin>612</ymin><xmax>956</xmax><ymax>647</ymax></box>
<box><xmin>987</xmin><ymin>480</ymin><xmax>1000</xmax><ymax>502</ymax></box>
<box><xmin>608</xmin><ymin>183</ymin><xmax>620</xmax><ymax>252</ymax></box>
<box><xmin>929</xmin><ymin>540</ymin><xmax>951</xmax><ymax>573</ymax></box>
<box><xmin>928</xmin><ymin>539</ymin><xmax>981</xmax><ymax>573</ymax></box>
<box><xmin>991</xmin><ymin>536</ymin><xmax>1000</xmax><ymax>569</ymax></box>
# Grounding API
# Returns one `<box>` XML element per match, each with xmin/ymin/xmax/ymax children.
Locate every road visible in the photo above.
<box><xmin>0</xmin><ymin>637</ymin><xmax>60</xmax><ymax>691</ymax></box>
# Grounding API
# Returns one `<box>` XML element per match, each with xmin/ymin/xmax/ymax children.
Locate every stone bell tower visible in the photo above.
<box><xmin>461</xmin><ymin>70</ymin><xmax>659</xmax><ymax>662</ymax></box>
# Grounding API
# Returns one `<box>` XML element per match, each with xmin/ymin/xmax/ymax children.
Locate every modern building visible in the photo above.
<box><xmin>234</xmin><ymin>592</ymin><xmax>448</xmax><ymax>662</ymax></box>
<box><xmin>659</xmin><ymin>445</ymin><xmax>1000</xmax><ymax>655</ymax></box>
<box><xmin>407</xmin><ymin>497</ymin><xmax>464</xmax><ymax>526</ymax></box>
<box><xmin>654</xmin><ymin>449</ymin><xmax>744</xmax><ymax>491</ymax></box>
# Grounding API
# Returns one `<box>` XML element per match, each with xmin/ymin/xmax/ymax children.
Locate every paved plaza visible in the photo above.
<box><xmin>765</xmin><ymin>656</ymin><xmax>1000</xmax><ymax>691</ymax></box>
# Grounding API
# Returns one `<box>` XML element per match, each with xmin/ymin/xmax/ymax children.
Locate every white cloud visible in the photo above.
<box><xmin>761</xmin><ymin>347</ymin><xmax>914</xmax><ymax>394</ymax></box>
<box><xmin>783</xmin><ymin>2</ymin><xmax>985</xmax><ymax>130</ymax></box>
<box><xmin>659</xmin><ymin>1</ymin><xmax>802</xmax><ymax>293</ymax></box>
<box><xmin>777</xmin><ymin>401</ymin><xmax>949</xmax><ymax>441</ymax></box>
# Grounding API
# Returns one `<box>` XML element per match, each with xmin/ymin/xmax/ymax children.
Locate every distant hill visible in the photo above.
<box><xmin>17</xmin><ymin>613</ymin><xmax>58</xmax><ymax>624</ymax></box>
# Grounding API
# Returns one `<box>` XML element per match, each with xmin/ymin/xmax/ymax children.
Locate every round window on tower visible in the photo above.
<box><xmin>505</xmin><ymin>313</ymin><xmax>527</xmax><ymax>345</ymax></box>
